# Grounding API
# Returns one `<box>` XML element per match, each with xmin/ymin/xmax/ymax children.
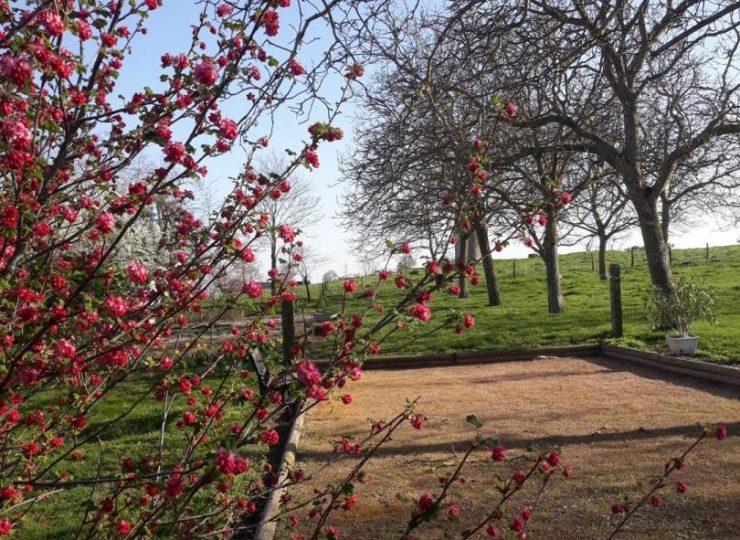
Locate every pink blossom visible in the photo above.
<box><xmin>215</xmin><ymin>448</ymin><xmax>250</xmax><ymax>476</ymax></box>
<box><xmin>288</xmin><ymin>59</ymin><xmax>305</xmax><ymax>76</ymax></box>
<box><xmin>241</xmin><ymin>281</ymin><xmax>263</xmax><ymax>299</ymax></box>
<box><xmin>105</xmin><ymin>295</ymin><xmax>129</xmax><ymax>318</ymax></box>
<box><xmin>2</xmin><ymin>121</ymin><xmax>32</xmax><ymax>149</ymax></box>
<box><xmin>126</xmin><ymin>261</ymin><xmax>148</xmax><ymax>283</ymax></box>
<box><xmin>0</xmin><ymin>55</ymin><xmax>33</xmax><ymax>88</ymax></box>
<box><xmin>215</xmin><ymin>3</ymin><xmax>233</xmax><ymax>17</ymax></box>
<box><xmin>116</xmin><ymin>520</ymin><xmax>131</xmax><ymax>536</ymax></box>
<box><xmin>219</xmin><ymin>118</ymin><xmax>238</xmax><ymax>140</ymax></box>
<box><xmin>95</xmin><ymin>212</ymin><xmax>116</xmax><ymax>234</ymax></box>
<box><xmin>296</xmin><ymin>360</ymin><xmax>321</xmax><ymax>387</ymax></box>
<box><xmin>163</xmin><ymin>141</ymin><xmax>187</xmax><ymax>163</ymax></box>
<box><xmin>463</xmin><ymin>313</ymin><xmax>475</xmax><ymax>328</ymax></box>
<box><xmin>304</xmin><ymin>148</ymin><xmax>320</xmax><ymax>168</ymax></box>
<box><xmin>491</xmin><ymin>444</ymin><xmax>506</xmax><ymax>462</ymax></box>
<box><xmin>261</xmin><ymin>10</ymin><xmax>280</xmax><ymax>36</ymax></box>
<box><xmin>278</xmin><ymin>224</ymin><xmax>295</xmax><ymax>243</ymax></box>
<box><xmin>193</xmin><ymin>60</ymin><xmax>218</xmax><ymax>85</ymax></box>
<box><xmin>417</xmin><ymin>493</ymin><xmax>435</xmax><ymax>511</ymax></box>
<box><xmin>410</xmin><ymin>303</ymin><xmax>431</xmax><ymax>322</ymax></box>
<box><xmin>260</xmin><ymin>429</ymin><xmax>279</xmax><ymax>446</ymax></box>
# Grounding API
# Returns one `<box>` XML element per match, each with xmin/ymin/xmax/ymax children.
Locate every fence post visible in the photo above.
<box><xmin>610</xmin><ymin>263</ymin><xmax>623</xmax><ymax>338</ymax></box>
<box><xmin>513</xmin><ymin>260</ymin><xmax>517</xmax><ymax>278</ymax></box>
<box><xmin>630</xmin><ymin>247</ymin><xmax>635</xmax><ymax>268</ymax></box>
<box><xmin>705</xmin><ymin>243</ymin><xmax>709</xmax><ymax>260</ymax></box>
<box><xmin>281</xmin><ymin>300</ymin><xmax>295</xmax><ymax>369</ymax></box>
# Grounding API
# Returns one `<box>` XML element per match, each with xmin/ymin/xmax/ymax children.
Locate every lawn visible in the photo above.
<box><xmin>283</xmin><ymin>356</ymin><xmax>740</xmax><ymax>540</ymax></box>
<box><xmin>300</xmin><ymin>245</ymin><xmax>740</xmax><ymax>363</ymax></box>
<box><xmin>18</xmin><ymin>365</ymin><xmax>265</xmax><ymax>540</ymax></box>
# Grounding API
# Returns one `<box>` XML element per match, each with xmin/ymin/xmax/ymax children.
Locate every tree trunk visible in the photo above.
<box><xmin>270</xmin><ymin>241</ymin><xmax>278</xmax><ymax>296</ymax></box>
<box><xmin>303</xmin><ymin>278</ymin><xmax>311</xmax><ymax>302</ymax></box>
<box><xmin>622</xmin><ymin>103</ymin><xmax>675</xmax><ymax>294</ymax></box>
<box><xmin>456</xmin><ymin>234</ymin><xmax>469</xmax><ymax>299</ymax></box>
<box><xmin>474</xmin><ymin>219</ymin><xmax>502</xmax><ymax>306</ymax></box>
<box><xmin>660</xmin><ymin>192</ymin><xmax>671</xmax><ymax>244</ymax></box>
<box><xmin>598</xmin><ymin>233</ymin><xmax>608</xmax><ymax>281</ymax></box>
<box><xmin>633</xmin><ymin>193</ymin><xmax>675</xmax><ymax>294</ymax></box>
<box><xmin>542</xmin><ymin>217</ymin><xmax>564</xmax><ymax>313</ymax></box>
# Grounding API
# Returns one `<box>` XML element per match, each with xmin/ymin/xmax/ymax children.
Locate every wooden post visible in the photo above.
<box><xmin>610</xmin><ymin>263</ymin><xmax>623</xmax><ymax>338</ymax></box>
<box><xmin>513</xmin><ymin>260</ymin><xmax>517</xmax><ymax>278</ymax></box>
<box><xmin>705</xmin><ymin>243</ymin><xmax>709</xmax><ymax>260</ymax></box>
<box><xmin>281</xmin><ymin>300</ymin><xmax>295</xmax><ymax>369</ymax></box>
<box><xmin>630</xmin><ymin>247</ymin><xmax>635</xmax><ymax>268</ymax></box>
<box><xmin>590</xmin><ymin>253</ymin><xmax>595</xmax><ymax>272</ymax></box>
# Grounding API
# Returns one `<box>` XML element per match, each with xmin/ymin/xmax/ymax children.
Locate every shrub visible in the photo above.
<box><xmin>644</xmin><ymin>279</ymin><xmax>717</xmax><ymax>336</ymax></box>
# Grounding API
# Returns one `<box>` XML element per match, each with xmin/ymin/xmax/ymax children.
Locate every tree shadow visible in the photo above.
<box><xmin>585</xmin><ymin>355</ymin><xmax>740</xmax><ymax>400</ymax></box>
<box><xmin>298</xmin><ymin>421</ymin><xmax>740</xmax><ymax>461</ymax></box>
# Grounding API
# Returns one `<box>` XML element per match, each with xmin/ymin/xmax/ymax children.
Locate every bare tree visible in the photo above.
<box><xmin>340</xmin><ymin>9</ymin><xmax>513</xmax><ymax>304</ymax></box>
<box><xmin>255</xmin><ymin>152</ymin><xmax>322</xmax><ymax>294</ymax></box>
<box><xmin>563</xmin><ymin>174</ymin><xmax>637</xmax><ymax>279</ymax></box>
<box><xmin>479</xmin><ymin>0</ymin><xmax>740</xmax><ymax>294</ymax></box>
<box><xmin>296</xmin><ymin>245</ymin><xmax>330</xmax><ymax>302</ymax></box>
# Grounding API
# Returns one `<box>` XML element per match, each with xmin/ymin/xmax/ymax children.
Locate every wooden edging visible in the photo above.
<box><xmin>253</xmin><ymin>409</ymin><xmax>306</xmax><ymax>540</ymax></box>
<box><xmin>601</xmin><ymin>345</ymin><xmax>740</xmax><ymax>387</ymax></box>
<box><xmin>314</xmin><ymin>344</ymin><xmax>601</xmax><ymax>371</ymax></box>
<box><xmin>312</xmin><ymin>343</ymin><xmax>739</xmax><ymax>387</ymax></box>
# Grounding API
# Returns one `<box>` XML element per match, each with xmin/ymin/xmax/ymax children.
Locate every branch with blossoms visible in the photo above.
<box><xmin>607</xmin><ymin>424</ymin><xmax>728</xmax><ymax>539</ymax></box>
<box><xmin>393</xmin><ymin>415</ymin><xmax>571</xmax><ymax>540</ymax></box>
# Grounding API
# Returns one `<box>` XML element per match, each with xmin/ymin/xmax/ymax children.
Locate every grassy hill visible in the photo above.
<box><xmin>300</xmin><ymin>245</ymin><xmax>740</xmax><ymax>364</ymax></box>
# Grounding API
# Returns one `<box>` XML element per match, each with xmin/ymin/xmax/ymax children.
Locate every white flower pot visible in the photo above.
<box><xmin>666</xmin><ymin>335</ymin><xmax>699</xmax><ymax>356</ymax></box>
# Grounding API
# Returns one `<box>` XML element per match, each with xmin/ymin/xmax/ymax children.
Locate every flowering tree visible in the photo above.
<box><xmin>0</xmin><ymin>0</ymin><xmax>406</xmax><ymax>536</ymax></box>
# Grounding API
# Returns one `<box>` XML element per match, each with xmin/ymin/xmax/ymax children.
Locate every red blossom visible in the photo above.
<box><xmin>242</xmin><ymin>281</ymin><xmax>263</xmax><ymax>299</ymax></box>
<box><xmin>261</xmin><ymin>429</ymin><xmax>279</xmax><ymax>446</ymax></box>
<box><xmin>491</xmin><ymin>444</ymin><xmax>506</xmax><ymax>462</ymax></box>
<box><xmin>417</xmin><ymin>493</ymin><xmax>435</xmax><ymax>512</ymax></box>
<box><xmin>193</xmin><ymin>60</ymin><xmax>218</xmax><ymax>85</ymax></box>
<box><xmin>409</xmin><ymin>303</ymin><xmax>431</xmax><ymax>321</ymax></box>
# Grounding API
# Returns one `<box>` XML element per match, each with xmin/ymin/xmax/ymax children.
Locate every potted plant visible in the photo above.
<box><xmin>644</xmin><ymin>279</ymin><xmax>717</xmax><ymax>356</ymax></box>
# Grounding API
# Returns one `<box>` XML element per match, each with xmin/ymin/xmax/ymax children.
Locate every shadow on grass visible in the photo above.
<box><xmin>83</xmin><ymin>409</ymin><xmax>166</xmax><ymax>441</ymax></box>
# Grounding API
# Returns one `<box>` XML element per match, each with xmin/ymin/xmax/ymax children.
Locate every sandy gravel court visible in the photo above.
<box><xmin>281</xmin><ymin>356</ymin><xmax>739</xmax><ymax>540</ymax></box>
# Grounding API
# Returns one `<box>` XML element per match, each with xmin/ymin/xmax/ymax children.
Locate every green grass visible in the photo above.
<box><xmin>300</xmin><ymin>245</ymin><xmax>740</xmax><ymax>364</ymax></box>
<box><xmin>19</xmin><ymin>366</ymin><xmax>264</xmax><ymax>540</ymax></box>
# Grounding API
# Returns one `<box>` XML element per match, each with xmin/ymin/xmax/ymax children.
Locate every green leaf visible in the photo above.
<box><xmin>466</xmin><ymin>414</ymin><xmax>482</xmax><ymax>429</ymax></box>
<box><xmin>477</xmin><ymin>436</ymin><xmax>499</xmax><ymax>447</ymax></box>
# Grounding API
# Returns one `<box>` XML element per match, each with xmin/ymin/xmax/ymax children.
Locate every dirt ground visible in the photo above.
<box><xmin>281</xmin><ymin>356</ymin><xmax>740</xmax><ymax>540</ymax></box>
